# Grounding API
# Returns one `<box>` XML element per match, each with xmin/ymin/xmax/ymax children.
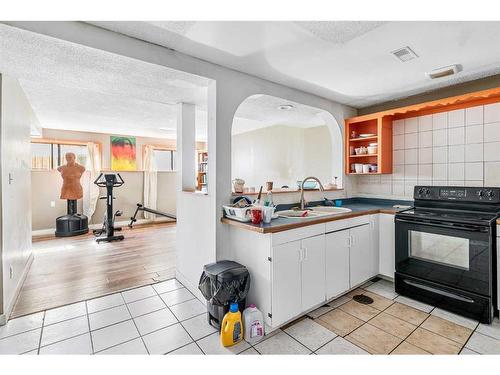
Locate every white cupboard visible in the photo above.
<box><xmin>349</xmin><ymin>224</ymin><xmax>371</xmax><ymax>287</ymax></box>
<box><xmin>325</xmin><ymin>230</ymin><xmax>350</xmax><ymax>299</ymax></box>
<box><xmin>379</xmin><ymin>213</ymin><xmax>396</xmax><ymax>278</ymax></box>
<box><xmin>301</xmin><ymin>234</ymin><xmax>326</xmax><ymax>311</ymax></box>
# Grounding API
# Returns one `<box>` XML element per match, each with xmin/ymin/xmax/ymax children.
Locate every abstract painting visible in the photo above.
<box><xmin>111</xmin><ymin>136</ymin><xmax>137</xmax><ymax>171</ymax></box>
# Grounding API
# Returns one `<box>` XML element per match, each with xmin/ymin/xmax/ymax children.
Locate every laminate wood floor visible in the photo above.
<box><xmin>11</xmin><ymin>222</ymin><xmax>176</xmax><ymax>318</ymax></box>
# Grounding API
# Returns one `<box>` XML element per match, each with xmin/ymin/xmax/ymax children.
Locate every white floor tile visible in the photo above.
<box><xmin>0</xmin><ymin>329</ymin><xmax>41</xmax><ymax>354</ymax></box>
<box><xmin>284</xmin><ymin>318</ymin><xmax>337</xmax><ymax>351</ymax></box>
<box><xmin>152</xmin><ymin>279</ymin><xmax>183</xmax><ymax>294</ymax></box>
<box><xmin>460</xmin><ymin>348</ymin><xmax>480</xmax><ymax>355</ymax></box>
<box><xmin>316</xmin><ymin>336</ymin><xmax>369</xmax><ymax>355</ymax></box>
<box><xmin>476</xmin><ymin>318</ymin><xmax>500</xmax><ymax>340</ymax></box>
<box><xmin>170</xmin><ymin>299</ymin><xmax>206</xmax><ymax>321</ymax></box>
<box><xmin>431</xmin><ymin>308</ymin><xmax>479</xmax><ymax>330</ymax></box>
<box><xmin>39</xmin><ymin>333</ymin><xmax>92</xmax><ymax>355</ymax></box>
<box><xmin>127</xmin><ymin>295</ymin><xmax>165</xmax><ymax>318</ymax></box>
<box><xmin>307</xmin><ymin>305</ymin><xmax>333</xmax><ymax>319</ymax></box>
<box><xmin>365</xmin><ymin>280</ymin><xmax>398</xmax><ymax>300</ymax></box>
<box><xmin>160</xmin><ymin>288</ymin><xmax>195</xmax><ymax>306</ymax></box>
<box><xmin>465</xmin><ymin>332</ymin><xmax>500</xmax><ymax>354</ymax></box>
<box><xmin>89</xmin><ymin>305</ymin><xmax>131</xmax><ymax>331</ymax></box>
<box><xmin>0</xmin><ymin>311</ymin><xmax>44</xmax><ymax>339</ymax></box>
<box><xmin>394</xmin><ymin>296</ymin><xmax>434</xmax><ymax>313</ymax></box>
<box><xmin>86</xmin><ymin>293</ymin><xmax>124</xmax><ymax>314</ymax></box>
<box><xmin>168</xmin><ymin>342</ymin><xmax>203</xmax><ymax>355</ymax></box>
<box><xmin>142</xmin><ymin>323</ymin><xmax>192</xmax><ymax>354</ymax></box>
<box><xmin>91</xmin><ymin>320</ymin><xmax>139</xmax><ymax>352</ymax></box>
<box><xmin>44</xmin><ymin>302</ymin><xmax>87</xmax><ymax>326</ymax></box>
<box><xmin>196</xmin><ymin>332</ymin><xmax>250</xmax><ymax>355</ymax></box>
<box><xmin>41</xmin><ymin>315</ymin><xmax>89</xmax><ymax>347</ymax></box>
<box><xmin>96</xmin><ymin>338</ymin><xmax>148</xmax><ymax>355</ymax></box>
<box><xmin>22</xmin><ymin>350</ymin><xmax>39</xmax><ymax>355</ymax></box>
<box><xmin>181</xmin><ymin>313</ymin><xmax>217</xmax><ymax>341</ymax></box>
<box><xmin>239</xmin><ymin>347</ymin><xmax>260</xmax><ymax>355</ymax></box>
<box><xmin>254</xmin><ymin>331</ymin><xmax>310</xmax><ymax>355</ymax></box>
<box><xmin>121</xmin><ymin>285</ymin><xmax>156</xmax><ymax>303</ymax></box>
<box><xmin>328</xmin><ymin>296</ymin><xmax>350</xmax><ymax>309</ymax></box>
<box><xmin>133</xmin><ymin>308</ymin><xmax>178</xmax><ymax>336</ymax></box>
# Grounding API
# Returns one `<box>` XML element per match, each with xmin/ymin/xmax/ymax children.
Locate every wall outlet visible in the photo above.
<box><xmin>9</xmin><ymin>266</ymin><xmax>13</xmax><ymax>279</ymax></box>
<box><xmin>50</xmin><ymin>201</ymin><xmax>56</xmax><ymax>208</ymax></box>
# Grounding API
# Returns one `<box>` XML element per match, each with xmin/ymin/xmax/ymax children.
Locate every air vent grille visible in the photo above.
<box><xmin>391</xmin><ymin>46</ymin><xmax>418</xmax><ymax>62</ymax></box>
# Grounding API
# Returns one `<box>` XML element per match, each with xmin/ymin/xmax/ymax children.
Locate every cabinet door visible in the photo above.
<box><xmin>325</xmin><ymin>230</ymin><xmax>350</xmax><ymax>299</ymax></box>
<box><xmin>349</xmin><ymin>224</ymin><xmax>371</xmax><ymax>287</ymax></box>
<box><xmin>301</xmin><ymin>234</ymin><xmax>326</xmax><ymax>311</ymax></box>
<box><xmin>271</xmin><ymin>241</ymin><xmax>302</xmax><ymax>326</ymax></box>
<box><xmin>379</xmin><ymin>213</ymin><xmax>396</xmax><ymax>278</ymax></box>
<box><xmin>369</xmin><ymin>214</ymin><xmax>380</xmax><ymax>278</ymax></box>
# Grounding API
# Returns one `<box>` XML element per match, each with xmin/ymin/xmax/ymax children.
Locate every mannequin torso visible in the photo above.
<box><xmin>58</xmin><ymin>153</ymin><xmax>86</xmax><ymax>200</ymax></box>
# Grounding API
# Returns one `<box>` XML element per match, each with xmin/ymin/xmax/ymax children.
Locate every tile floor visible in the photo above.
<box><xmin>2</xmin><ymin>278</ymin><xmax>500</xmax><ymax>355</ymax></box>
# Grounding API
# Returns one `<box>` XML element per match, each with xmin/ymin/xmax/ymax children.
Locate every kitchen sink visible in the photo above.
<box><xmin>277</xmin><ymin>206</ymin><xmax>351</xmax><ymax>219</ymax></box>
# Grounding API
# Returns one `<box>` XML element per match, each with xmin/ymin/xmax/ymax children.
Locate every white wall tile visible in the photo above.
<box><xmin>465</xmin><ymin>162</ymin><xmax>483</xmax><ymax>181</ymax></box>
<box><xmin>392</xmin><ymin>119</ymin><xmax>405</xmax><ymax>135</ymax></box>
<box><xmin>433</xmin><ymin>146</ymin><xmax>448</xmax><ymax>164</ymax></box>
<box><xmin>448</xmin><ymin>145</ymin><xmax>465</xmax><ymax>163</ymax></box>
<box><xmin>448</xmin><ymin>181</ymin><xmax>465</xmax><ymax>187</ymax></box>
<box><xmin>448</xmin><ymin>109</ymin><xmax>465</xmax><ymax>128</ymax></box>
<box><xmin>484</xmin><ymin>142</ymin><xmax>500</xmax><ymax>161</ymax></box>
<box><xmin>393</xmin><ymin>134</ymin><xmax>405</xmax><ymax>150</ymax></box>
<box><xmin>484</xmin><ymin>103</ymin><xmax>500</xmax><ymax>124</ymax></box>
<box><xmin>466</xmin><ymin>106</ymin><xmax>483</xmax><ymax>126</ymax></box>
<box><xmin>484</xmin><ymin>162</ymin><xmax>500</xmax><ymax>186</ymax></box>
<box><xmin>418</xmin><ymin>131</ymin><xmax>433</xmax><ymax>148</ymax></box>
<box><xmin>433</xmin><ymin>112</ymin><xmax>448</xmax><ymax>130</ymax></box>
<box><xmin>465</xmin><ymin>125</ymin><xmax>483</xmax><ymax>144</ymax></box>
<box><xmin>433</xmin><ymin>180</ymin><xmax>448</xmax><ymax>186</ymax></box>
<box><xmin>448</xmin><ymin>126</ymin><xmax>465</xmax><ymax>145</ymax></box>
<box><xmin>404</xmin><ymin>133</ymin><xmax>418</xmax><ymax>149</ymax></box>
<box><xmin>393</xmin><ymin>150</ymin><xmax>404</xmax><ymax>165</ymax></box>
<box><xmin>448</xmin><ymin>163</ymin><xmax>465</xmax><ymax>181</ymax></box>
<box><xmin>405</xmin><ymin>180</ymin><xmax>417</xmax><ymax>197</ymax></box>
<box><xmin>418</xmin><ymin>164</ymin><xmax>433</xmax><ymax>180</ymax></box>
<box><xmin>465</xmin><ymin>180</ymin><xmax>484</xmax><ymax>187</ymax></box>
<box><xmin>405</xmin><ymin>164</ymin><xmax>417</xmax><ymax>179</ymax></box>
<box><xmin>418</xmin><ymin>179</ymin><xmax>432</xmax><ymax>185</ymax></box>
<box><xmin>392</xmin><ymin>180</ymin><xmax>405</xmax><ymax>196</ymax></box>
<box><xmin>465</xmin><ymin>143</ymin><xmax>483</xmax><ymax>162</ymax></box>
<box><xmin>484</xmin><ymin>122</ymin><xmax>500</xmax><ymax>142</ymax></box>
<box><xmin>404</xmin><ymin>118</ymin><xmax>418</xmax><ymax>133</ymax></box>
<box><xmin>433</xmin><ymin>129</ymin><xmax>447</xmax><ymax>147</ymax></box>
<box><xmin>418</xmin><ymin>115</ymin><xmax>433</xmax><ymax>132</ymax></box>
<box><xmin>393</xmin><ymin>165</ymin><xmax>405</xmax><ymax>180</ymax></box>
<box><xmin>433</xmin><ymin>164</ymin><xmax>448</xmax><ymax>180</ymax></box>
<box><xmin>404</xmin><ymin>148</ymin><xmax>418</xmax><ymax>164</ymax></box>
<box><xmin>419</xmin><ymin>147</ymin><xmax>433</xmax><ymax>164</ymax></box>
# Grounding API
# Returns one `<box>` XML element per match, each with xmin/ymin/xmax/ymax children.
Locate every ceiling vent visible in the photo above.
<box><xmin>391</xmin><ymin>46</ymin><xmax>418</xmax><ymax>62</ymax></box>
<box><xmin>426</xmin><ymin>64</ymin><xmax>461</xmax><ymax>79</ymax></box>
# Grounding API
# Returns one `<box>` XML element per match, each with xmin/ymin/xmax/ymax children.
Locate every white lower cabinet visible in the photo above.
<box><xmin>379</xmin><ymin>213</ymin><xmax>396</xmax><ymax>278</ymax></box>
<box><xmin>301</xmin><ymin>234</ymin><xmax>326</xmax><ymax>311</ymax></box>
<box><xmin>349</xmin><ymin>224</ymin><xmax>371</xmax><ymax>287</ymax></box>
<box><xmin>325</xmin><ymin>230</ymin><xmax>350</xmax><ymax>299</ymax></box>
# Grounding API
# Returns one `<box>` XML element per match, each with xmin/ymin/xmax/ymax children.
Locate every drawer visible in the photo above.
<box><xmin>325</xmin><ymin>215</ymin><xmax>369</xmax><ymax>233</ymax></box>
<box><xmin>272</xmin><ymin>223</ymin><xmax>325</xmax><ymax>246</ymax></box>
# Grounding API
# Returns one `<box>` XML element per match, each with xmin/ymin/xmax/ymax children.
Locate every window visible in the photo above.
<box><xmin>153</xmin><ymin>149</ymin><xmax>176</xmax><ymax>171</ymax></box>
<box><xmin>31</xmin><ymin>141</ymin><xmax>88</xmax><ymax>170</ymax></box>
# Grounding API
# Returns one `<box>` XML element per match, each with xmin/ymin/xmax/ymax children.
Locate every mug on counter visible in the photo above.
<box><xmin>250</xmin><ymin>207</ymin><xmax>263</xmax><ymax>224</ymax></box>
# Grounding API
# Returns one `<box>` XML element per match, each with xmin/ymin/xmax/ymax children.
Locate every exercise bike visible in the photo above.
<box><xmin>93</xmin><ymin>173</ymin><xmax>125</xmax><ymax>243</ymax></box>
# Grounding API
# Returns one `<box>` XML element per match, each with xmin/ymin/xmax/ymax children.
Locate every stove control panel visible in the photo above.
<box><xmin>414</xmin><ymin>186</ymin><xmax>500</xmax><ymax>203</ymax></box>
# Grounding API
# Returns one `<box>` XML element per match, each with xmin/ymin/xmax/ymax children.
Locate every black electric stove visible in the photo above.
<box><xmin>395</xmin><ymin>186</ymin><xmax>500</xmax><ymax>323</ymax></box>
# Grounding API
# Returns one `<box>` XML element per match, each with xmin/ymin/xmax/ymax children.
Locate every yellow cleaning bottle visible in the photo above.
<box><xmin>220</xmin><ymin>302</ymin><xmax>243</xmax><ymax>347</ymax></box>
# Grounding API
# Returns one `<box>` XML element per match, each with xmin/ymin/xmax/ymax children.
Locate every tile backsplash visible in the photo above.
<box><xmin>353</xmin><ymin>102</ymin><xmax>500</xmax><ymax>199</ymax></box>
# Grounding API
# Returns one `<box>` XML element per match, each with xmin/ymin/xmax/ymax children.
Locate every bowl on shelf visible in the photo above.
<box><xmin>367</xmin><ymin>146</ymin><xmax>378</xmax><ymax>154</ymax></box>
<box><xmin>296</xmin><ymin>180</ymin><xmax>317</xmax><ymax>190</ymax></box>
<box><xmin>359</xmin><ymin>133</ymin><xmax>376</xmax><ymax>138</ymax></box>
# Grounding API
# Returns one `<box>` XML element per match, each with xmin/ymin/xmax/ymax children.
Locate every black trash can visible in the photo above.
<box><xmin>198</xmin><ymin>260</ymin><xmax>250</xmax><ymax>330</ymax></box>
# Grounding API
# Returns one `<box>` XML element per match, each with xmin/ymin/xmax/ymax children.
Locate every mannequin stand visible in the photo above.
<box><xmin>55</xmin><ymin>199</ymin><xmax>89</xmax><ymax>237</ymax></box>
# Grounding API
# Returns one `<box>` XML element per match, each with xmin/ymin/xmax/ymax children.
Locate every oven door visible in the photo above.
<box><xmin>395</xmin><ymin>217</ymin><xmax>493</xmax><ymax>297</ymax></box>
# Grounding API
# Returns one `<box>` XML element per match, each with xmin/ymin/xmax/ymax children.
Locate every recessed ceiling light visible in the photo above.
<box><xmin>277</xmin><ymin>104</ymin><xmax>295</xmax><ymax>110</ymax></box>
<box><xmin>426</xmin><ymin>64</ymin><xmax>461</xmax><ymax>79</ymax></box>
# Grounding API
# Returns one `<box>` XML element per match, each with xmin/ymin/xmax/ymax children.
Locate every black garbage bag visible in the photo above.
<box><xmin>198</xmin><ymin>260</ymin><xmax>250</xmax><ymax>306</ymax></box>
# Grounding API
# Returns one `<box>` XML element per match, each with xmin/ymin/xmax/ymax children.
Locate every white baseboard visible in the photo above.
<box><xmin>0</xmin><ymin>252</ymin><xmax>34</xmax><ymax>325</ymax></box>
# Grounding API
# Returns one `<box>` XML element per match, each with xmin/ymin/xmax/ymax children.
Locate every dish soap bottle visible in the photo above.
<box><xmin>220</xmin><ymin>302</ymin><xmax>243</xmax><ymax>347</ymax></box>
<box><xmin>242</xmin><ymin>304</ymin><xmax>265</xmax><ymax>344</ymax></box>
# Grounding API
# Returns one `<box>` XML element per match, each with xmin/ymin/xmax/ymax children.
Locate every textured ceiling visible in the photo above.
<box><xmin>89</xmin><ymin>21</ymin><xmax>500</xmax><ymax>108</ymax></box>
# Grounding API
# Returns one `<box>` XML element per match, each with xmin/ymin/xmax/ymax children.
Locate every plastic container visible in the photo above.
<box><xmin>242</xmin><ymin>304</ymin><xmax>265</xmax><ymax>344</ymax></box>
<box><xmin>220</xmin><ymin>302</ymin><xmax>243</xmax><ymax>347</ymax></box>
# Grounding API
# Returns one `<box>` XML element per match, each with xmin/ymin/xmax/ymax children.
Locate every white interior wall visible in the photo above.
<box><xmin>0</xmin><ymin>75</ymin><xmax>35</xmax><ymax>321</ymax></box>
<box><xmin>232</xmin><ymin>125</ymin><xmax>332</xmax><ymax>189</ymax></box>
<box><xmin>4</xmin><ymin>22</ymin><xmax>356</xmax><ymax>299</ymax></box>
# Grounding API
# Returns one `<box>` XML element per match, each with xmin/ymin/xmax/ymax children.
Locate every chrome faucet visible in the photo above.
<box><xmin>299</xmin><ymin>176</ymin><xmax>325</xmax><ymax>210</ymax></box>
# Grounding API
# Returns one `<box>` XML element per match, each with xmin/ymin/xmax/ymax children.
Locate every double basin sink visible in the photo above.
<box><xmin>277</xmin><ymin>206</ymin><xmax>352</xmax><ymax>219</ymax></box>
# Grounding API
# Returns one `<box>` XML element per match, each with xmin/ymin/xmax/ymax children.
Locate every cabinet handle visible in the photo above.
<box><xmin>351</xmin><ymin>235</ymin><xmax>354</xmax><ymax>247</ymax></box>
<box><xmin>346</xmin><ymin>236</ymin><xmax>351</xmax><ymax>247</ymax></box>
<box><xmin>298</xmin><ymin>248</ymin><xmax>303</xmax><ymax>261</ymax></box>
<box><xmin>303</xmin><ymin>248</ymin><xmax>308</xmax><ymax>261</ymax></box>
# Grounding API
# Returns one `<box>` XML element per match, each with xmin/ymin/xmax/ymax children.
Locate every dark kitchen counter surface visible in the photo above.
<box><xmin>221</xmin><ymin>197</ymin><xmax>413</xmax><ymax>234</ymax></box>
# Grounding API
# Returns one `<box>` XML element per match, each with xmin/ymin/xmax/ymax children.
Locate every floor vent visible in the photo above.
<box><xmin>353</xmin><ymin>294</ymin><xmax>374</xmax><ymax>305</ymax></box>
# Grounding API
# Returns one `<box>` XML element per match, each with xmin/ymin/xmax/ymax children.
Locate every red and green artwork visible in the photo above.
<box><xmin>111</xmin><ymin>136</ymin><xmax>137</xmax><ymax>171</ymax></box>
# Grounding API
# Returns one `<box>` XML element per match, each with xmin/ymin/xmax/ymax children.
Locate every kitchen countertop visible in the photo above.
<box><xmin>221</xmin><ymin>197</ymin><xmax>413</xmax><ymax>233</ymax></box>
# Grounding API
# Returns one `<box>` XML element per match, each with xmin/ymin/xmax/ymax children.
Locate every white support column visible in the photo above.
<box><xmin>176</xmin><ymin>102</ymin><xmax>196</xmax><ymax>191</ymax></box>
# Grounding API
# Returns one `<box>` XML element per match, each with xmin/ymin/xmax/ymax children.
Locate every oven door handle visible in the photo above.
<box><xmin>395</xmin><ymin>218</ymin><xmax>489</xmax><ymax>233</ymax></box>
<box><xmin>402</xmin><ymin>279</ymin><xmax>475</xmax><ymax>303</ymax></box>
